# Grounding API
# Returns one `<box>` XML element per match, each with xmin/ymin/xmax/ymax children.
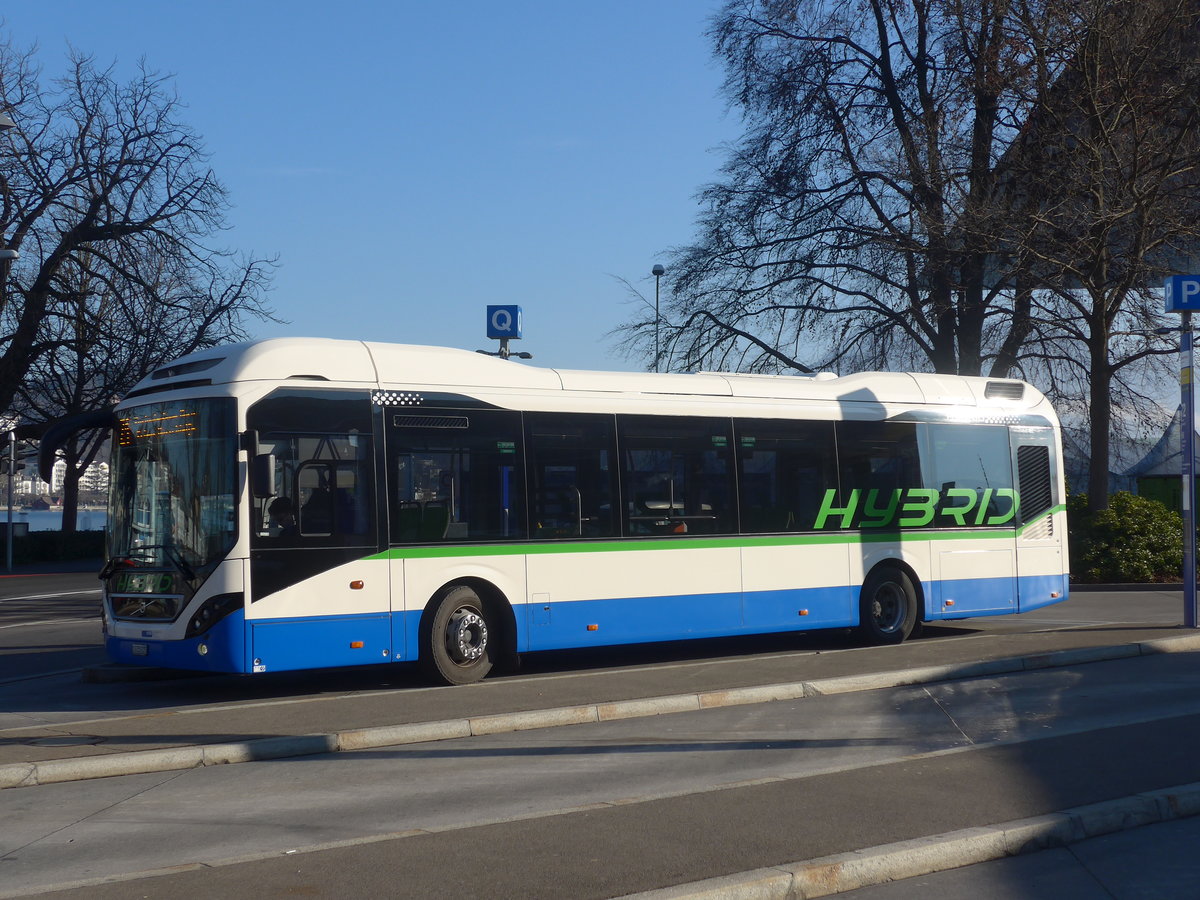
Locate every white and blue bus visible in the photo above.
<box><xmin>96</xmin><ymin>338</ymin><xmax>1068</xmax><ymax>684</ymax></box>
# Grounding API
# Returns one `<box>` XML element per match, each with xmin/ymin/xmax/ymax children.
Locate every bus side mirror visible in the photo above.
<box><xmin>251</xmin><ymin>453</ymin><xmax>276</xmax><ymax>499</ymax></box>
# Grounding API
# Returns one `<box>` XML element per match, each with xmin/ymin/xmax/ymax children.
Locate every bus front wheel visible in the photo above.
<box><xmin>858</xmin><ymin>567</ymin><xmax>918</xmax><ymax>645</ymax></box>
<box><xmin>421</xmin><ymin>584</ymin><xmax>495</xmax><ymax>685</ymax></box>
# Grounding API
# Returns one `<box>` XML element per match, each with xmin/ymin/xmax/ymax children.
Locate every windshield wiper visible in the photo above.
<box><xmin>98</xmin><ymin>556</ymin><xmax>137</xmax><ymax>581</ymax></box>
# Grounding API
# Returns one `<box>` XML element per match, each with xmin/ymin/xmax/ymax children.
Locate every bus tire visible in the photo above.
<box><xmin>858</xmin><ymin>566</ymin><xmax>918</xmax><ymax>645</ymax></box>
<box><xmin>420</xmin><ymin>584</ymin><xmax>495</xmax><ymax>685</ymax></box>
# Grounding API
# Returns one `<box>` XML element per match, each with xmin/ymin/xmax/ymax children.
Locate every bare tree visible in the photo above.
<box><xmin>16</xmin><ymin>244</ymin><xmax>274</xmax><ymax>531</ymax></box>
<box><xmin>0</xmin><ymin>42</ymin><xmax>275</xmax><ymax>415</ymax></box>
<box><xmin>996</xmin><ymin>0</ymin><xmax>1200</xmax><ymax>507</ymax></box>
<box><xmin>615</xmin><ymin>0</ymin><xmax>1058</xmax><ymax>376</ymax></box>
<box><xmin>615</xmin><ymin>0</ymin><xmax>1200</xmax><ymax>509</ymax></box>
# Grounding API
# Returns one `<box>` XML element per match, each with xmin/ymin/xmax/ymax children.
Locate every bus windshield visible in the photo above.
<box><xmin>108</xmin><ymin>398</ymin><xmax>238</xmax><ymax>573</ymax></box>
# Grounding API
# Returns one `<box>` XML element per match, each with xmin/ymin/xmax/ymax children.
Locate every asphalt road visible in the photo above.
<box><xmin>1</xmin><ymin>580</ymin><xmax>1197</xmax><ymax>898</ymax></box>
<box><xmin>0</xmin><ymin>568</ymin><xmax>104</xmax><ymax>680</ymax></box>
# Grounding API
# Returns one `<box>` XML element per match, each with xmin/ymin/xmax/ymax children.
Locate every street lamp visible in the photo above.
<box><xmin>0</xmin><ymin>248</ymin><xmax>20</xmax><ymax>297</ymax></box>
<box><xmin>2</xmin><ymin>416</ymin><xmax>15</xmax><ymax>573</ymax></box>
<box><xmin>0</xmin><ymin>249</ymin><xmax>15</xmax><ymax>570</ymax></box>
<box><xmin>0</xmin><ymin>110</ymin><xmax>17</xmax><ymax>265</ymax></box>
<box><xmin>0</xmin><ymin>114</ymin><xmax>19</xmax><ymax>572</ymax></box>
<box><xmin>652</xmin><ymin>264</ymin><xmax>665</xmax><ymax>373</ymax></box>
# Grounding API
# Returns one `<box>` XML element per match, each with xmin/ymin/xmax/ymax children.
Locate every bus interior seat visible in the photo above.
<box><xmin>300</xmin><ymin>488</ymin><xmax>332</xmax><ymax>533</ymax></box>
<box><xmin>395</xmin><ymin>501</ymin><xmax>421</xmax><ymax>541</ymax></box>
<box><xmin>419</xmin><ymin>501</ymin><xmax>450</xmax><ymax>541</ymax></box>
<box><xmin>335</xmin><ymin>487</ymin><xmax>360</xmax><ymax>533</ymax></box>
<box><xmin>750</xmin><ymin>508</ymin><xmax>798</xmax><ymax>532</ymax></box>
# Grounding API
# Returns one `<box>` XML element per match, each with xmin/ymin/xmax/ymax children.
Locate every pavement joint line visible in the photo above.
<box><xmin>0</xmin><ymin>617</ymin><xmax>98</xmax><ymax>631</ymax></box>
<box><xmin>620</xmin><ymin>781</ymin><xmax>1200</xmax><ymax>899</ymax></box>
<box><xmin>0</xmin><ymin>667</ymin><xmax>85</xmax><ymax>685</ymax></box>
<box><xmin>3</xmin><ymin>631</ymin><xmax>1200</xmax><ymax>791</ymax></box>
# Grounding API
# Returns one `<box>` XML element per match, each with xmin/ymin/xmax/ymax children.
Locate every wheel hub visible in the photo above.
<box><xmin>447</xmin><ymin>608</ymin><xmax>488</xmax><ymax>664</ymax></box>
<box><xmin>872</xmin><ymin>583</ymin><xmax>904</xmax><ymax>633</ymax></box>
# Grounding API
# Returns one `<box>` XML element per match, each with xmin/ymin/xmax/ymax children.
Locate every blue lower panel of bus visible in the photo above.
<box><xmin>924</xmin><ymin>572</ymin><xmax>1069</xmax><ymax>621</ymax></box>
<box><xmin>743</xmin><ymin>586</ymin><xmax>856</xmax><ymax>632</ymax></box>
<box><xmin>250</xmin><ymin>614</ymin><xmax>392</xmax><ymax>673</ymax></box>
<box><xmin>928</xmin><ymin>575</ymin><xmax>1017</xmax><ymax>618</ymax></box>
<box><xmin>106</xmin><ymin>610</ymin><xmax>248</xmax><ymax>672</ymax></box>
<box><xmin>1020</xmin><ymin>572</ymin><xmax>1070</xmax><ymax>613</ymax></box>
<box><xmin>105</xmin><ymin>610</ymin><xmax>394</xmax><ymax>674</ymax></box>
<box><xmin>519</xmin><ymin>585</ymin><xmax>856</xmax><ymax>652</ymax></box>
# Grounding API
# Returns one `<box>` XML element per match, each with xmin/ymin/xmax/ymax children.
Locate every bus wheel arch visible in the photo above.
<box><xmin>418</xmin><ymin>578</ymin><xmax>516</xmax><ymax>685</ymax></box>
<box><xmin>857</xmin><ymin>562</ymin><xmax>922</xmax><ymax>645</ymax></box>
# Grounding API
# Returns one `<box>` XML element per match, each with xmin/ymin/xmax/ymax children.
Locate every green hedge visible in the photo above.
<box><xmin>9</xmin><ymin>529</ymin><xmax>105</xmax><ymax>565</ymax></box>
<box><xmin>1068</xmin><ymin>491</ymin><xmax>1183</xmax><ymax>584</ymax></box>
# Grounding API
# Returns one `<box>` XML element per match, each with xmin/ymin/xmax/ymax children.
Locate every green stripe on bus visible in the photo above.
<box><xmin>366</xmin><ymin>504</ymin><xmax>1065</xmax><ymax>560</ymax></box>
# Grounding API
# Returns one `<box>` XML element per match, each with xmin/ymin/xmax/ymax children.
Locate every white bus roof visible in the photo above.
<box><xmin>128</xmin><ymin>337</ymin><xmax>1050</xmax><ymax>414</ymax></box>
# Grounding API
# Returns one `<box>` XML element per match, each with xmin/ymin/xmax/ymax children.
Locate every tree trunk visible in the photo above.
<box><xmin>59</xmin><ymin>445</ymin><xmax>81</xmax><ymax>535</ymax></box>
<box><xmin>1087</xmin><ymin>348</ymin><xmax>1113</xmax><ymax>512</ymax></box>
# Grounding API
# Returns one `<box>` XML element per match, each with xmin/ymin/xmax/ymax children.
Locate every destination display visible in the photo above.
<box><xmin>117</xmin><ymin>408</ymin><xmax>199</xmax><ymax>446</ymax></box>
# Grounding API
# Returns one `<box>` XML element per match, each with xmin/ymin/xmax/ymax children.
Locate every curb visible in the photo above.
<box><xmin>5</xmin><ymin>631</ymin><xmax>1200</xmax><ymax>791</ymax></box>
<box><xmin>622</xmin><ymin>782</ymin><xmax>1200</xmax><ymax>898</ymax></box>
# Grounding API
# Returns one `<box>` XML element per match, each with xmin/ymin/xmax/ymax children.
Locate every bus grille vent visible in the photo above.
<box><xmin>393</xmin><ymin>414</ymin><xmax>469</xmax><ymax>429</ymax></box>
<box><xmin>1017</xmin><ymin>445</ymin><xmax>1054</xmax><ymax>524</ymax></box>
<box><xmin>1025</xmin><ymin>514</ymin><xmax>1054</xmax><ymax>540</ymax></box>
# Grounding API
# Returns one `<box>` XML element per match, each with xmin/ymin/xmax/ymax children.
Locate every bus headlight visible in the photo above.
<box><xmin>185</xmin><ymin>593</ymin><xmax>244</xmax><ymax>639</ymax></box>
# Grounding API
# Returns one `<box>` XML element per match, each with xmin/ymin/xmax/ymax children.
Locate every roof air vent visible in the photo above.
<box><xmin>151</xmin><ymin>357</ymin><xmax>224</xmax><ymax>380</ymax></box>
<box><xmin>984</xmin><ymin>381</ymin><xmax>1024</xmax><ymax>400</ymax></box>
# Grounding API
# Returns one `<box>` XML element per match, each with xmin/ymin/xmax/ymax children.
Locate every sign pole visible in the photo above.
<box><xmin>1166</xmin><ymin>276</ymin><xmax>1200</xmax><ymax>628</ymax></box>
<box><xmin>1183</xmin><ymin>313</ymin><xmax>1197</xmax><ymax>627</ymax></box>
<box><xmin>5</xmin><ymin>428</ymin><xmax>13</xmax><ymax>573</ymax></box>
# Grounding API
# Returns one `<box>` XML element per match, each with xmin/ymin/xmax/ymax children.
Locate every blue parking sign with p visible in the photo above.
<box><xmin>1166</xmin><ymin>276</ymin><xmax>1200</xmax><ymax>313</ymax></box>
<box><xmin>487</xmin><ymin>305</ymin><xmax>523</xmax><ymax>339</ymax></box>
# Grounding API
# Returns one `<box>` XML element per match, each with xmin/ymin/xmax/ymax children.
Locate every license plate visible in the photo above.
<box><xmin>131</xmin><ymin>643</ymin><xmax>148</xmax><ymax>657</ymax></box>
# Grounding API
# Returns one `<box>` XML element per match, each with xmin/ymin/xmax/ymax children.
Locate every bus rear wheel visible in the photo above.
<box><xmin>858</xmin><ymin>567</ymin><xmax>918</xmax><ymax>645</ymax></box>
<box><xmin>421</xmin><ymin>584</ymin><xmax>495</xmax><ymax>685</ymax></box>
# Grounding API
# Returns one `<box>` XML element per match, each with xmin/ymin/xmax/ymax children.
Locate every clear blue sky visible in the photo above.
<box><xmin>3</xmin><ymin>2</ymin><xmax>736</xmax><ymax>371</ymax></box>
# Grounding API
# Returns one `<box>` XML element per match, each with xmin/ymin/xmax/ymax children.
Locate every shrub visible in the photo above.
<box><xmin>1068</xmin><ymin>491</ymin><xmax>1183</xmax><ymax>583</ymax></box>
<box><xmin>10</xmin><ymin>529</ymin><xmax>104</xmax><ymax>565</ymax></box>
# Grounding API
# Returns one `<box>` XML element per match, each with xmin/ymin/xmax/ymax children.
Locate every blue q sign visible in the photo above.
<box><xmin>486</xmin><ymin>305</ymin><xmax>523</xmax><ymax>339</ymax></box>
<box><xmin>1165</xmin><ymin>275</ymin><xmax>1200</xmax><ymax>313</ymax></box>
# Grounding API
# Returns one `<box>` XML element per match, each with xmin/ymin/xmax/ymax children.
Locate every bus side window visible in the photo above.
<box><xmin>245</xmin><ymin>392</ymin><xmax>377</xmax><ymax>551</ymax></box>
<box><xmin>618</xmin><ymin>415</ymin><xmax>736</xmax><ymax>536</ymax></box>
<box><xmin>525</xmin><ymin>412</ymin><xmax>618</xmax><ymax>540</ymax></box>
<box><xmin>834</xmin><ymin>421</ymin><xmax>922</xmax><ymax>529</ymax></box>
<box><xmin>921</xmin><ymin>423</ymin><xmax>1015</xmax><ymax>527</ymax></box>
<box><xmin>734</xmin><ymin>419</ymin><xmax>837</xmax><ymax>533</ymax></box>
<box><xmin>388</xmin><ymin>408</ymin><xmax>526</xmax><ymax>543</ymax></box>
